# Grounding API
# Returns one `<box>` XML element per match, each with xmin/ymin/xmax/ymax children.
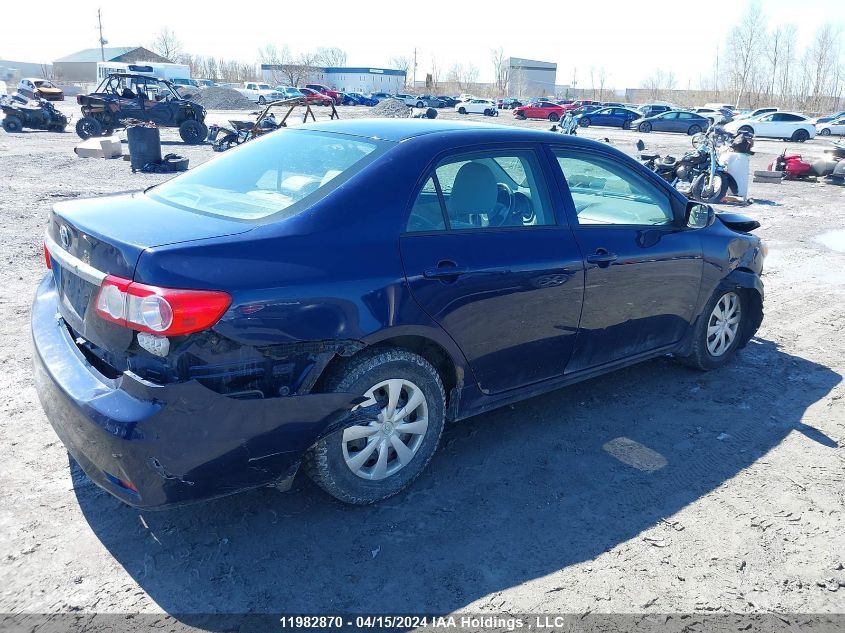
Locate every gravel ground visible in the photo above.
<box><xmin>0</xmin><ymin>102</ymin><xmax>843</xmax><ymax>628</ymax></box>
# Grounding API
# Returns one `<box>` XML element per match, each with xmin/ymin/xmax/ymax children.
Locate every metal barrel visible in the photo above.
<box><xmin>127</xmin><ymin>125</ymin><xmax>162</xmax><ymax>171</ymax></box>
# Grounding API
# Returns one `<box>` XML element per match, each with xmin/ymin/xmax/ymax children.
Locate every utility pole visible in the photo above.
<box><xmin>571</xmin><ymin>67</ymin><xmax>577</xmax><ymax>98</ymax></box>
<box><xmin>97</xmin><ymin>8</ymin><xmax>106</xmax><ymax>61</ymax></box>
<box><xmin>413</xmin><ymin>48</ymin><xmax>418</xmax><ymax>89</ymax></box>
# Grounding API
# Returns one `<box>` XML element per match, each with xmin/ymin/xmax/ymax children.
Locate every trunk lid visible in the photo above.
<box><xmin>47</xmin><ymin>191</ymin><xmax>254</xmax><ymax>366</ymax></box>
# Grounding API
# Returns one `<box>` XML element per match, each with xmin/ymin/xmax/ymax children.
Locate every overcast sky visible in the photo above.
<box><xmin>2</xmin><ymin>0</ymin><xmax>841</xmax><ymax>89</ymax></box>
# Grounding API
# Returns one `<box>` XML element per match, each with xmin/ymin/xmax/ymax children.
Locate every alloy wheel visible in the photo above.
<box><xmin>707</xmin><ymin>292</ymin><xmax>741</xmax><ymax>357</ymax></box>
<box><xmin>342</xmin><ymin>379</ymin><xmax>429</xmax><ymax>480</ymax></box>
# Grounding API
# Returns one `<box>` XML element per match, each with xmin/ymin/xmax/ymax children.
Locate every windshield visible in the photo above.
<box><xmin>150</xmin><ymin>130</ymin><xmax>385</xmax><ymax>221</ymax></box>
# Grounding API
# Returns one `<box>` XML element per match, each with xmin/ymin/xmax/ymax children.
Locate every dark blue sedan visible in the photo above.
<box><xmin>34</xmin><ymin>120</ymin><xmax>765</xmax><ymax>508</ymax></box>
<box><xmin>578</xmin><ymin>107</ymin><xmax>641</xmax><ymax>129</ymax></box>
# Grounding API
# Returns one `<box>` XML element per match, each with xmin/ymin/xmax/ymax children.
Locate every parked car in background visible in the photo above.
<box><xmin>498</xmin><ymin>98</ymin><xmax>523</xmax><ymax>109</ymax></box>
<box><xmin>733</xmin><ymin>107</ymin><xmax>778</xmax><ymax>121</ymax></box>
<box><xmin>703</xmin><ymin>103</ymin><xmax>735</xmax><ymax>112</ymax></box>
<box><xmin>413</xmin><ymin>94</ymin><xmax>445</xmax><ymax>107</ymax></box>
<box><xmin>601</xmin><ymin>102</ymin><xmax>626</xmax><ymax>108</ymax></box>
<box><xmin>814</xmin><ymin>111</ymin><xmax>845</xmax><ymax>125</ymax></box>
<box><xmin>578</xmin><ymin>106</ymin><xmax>641</xmax><ymax>129</ymax></box>
<box><xmin>571</xmin><ymin>104</ymin><xmax>602</xmax><ymax>116</ymax></box>
<box><xmin>369</xmin><ymin>92</ymin><xmax>395</xmax><ymax>103</ymax></box>
<box><xmin>298</xmin><ymin>87</ymin><xmax>333</xmax><ymax>106</ymax></box>
<box><xmin>816</xmin><ymin>116</ymin><xmax>845</xmax><ymax>136</ymax></box>
<box><xmin>637</xmin><ymin>110</ymin><xmax>710</xmax><ymax>135</ymax></box>
<box><xmin>456</xmin><ymin>93</ymin><xmax>476</xmax><ymax>102</ymax></box>
<box><xmin>195</xmin><ymin>79</ymin><xmax>217</xmax><ymax>88</ymax></box>
<box><xmin>274</xmin><ymin>86</ymin><xmax>306</xmax><ymax>100</ymax></box>
<box><xmin>513</xmin><ymin>101</ymin><xmax>565</xmax><ymax>121</ymax></box>
<box><xmin>456</xmin><ymin>99</ymin><xmax>497</xmax><ymax>115</ymax></box>
<box><xmin>572</xmin><ymin>100</ymin><xmax>600</xmax><ymax>109</ymax></box>
<box><xmin>18</xmin><ymin>78</ymin><xmax>64</xmax><ymax>101</ymax></box>
<box><xmin>694</xmin><ymin>107</ymin><xmax>733</xmax><ymax>124</ymax></box>
<box><xmin>34</xmin><ymin>119</ymin><xmax>766</xmax><ymax>509</ymax></box>
<box><xmin>304</xmin><ymin>84</ymin><xmax>342</xmax><ymax>105</ymax></box>
<box><xmin>237</xmin><ymin>82</ymin><xmax>284</xmax><ymax>104</ymax></box>
<box><xmin>638</xmin><ymin>104</ymin><xmax>672</xmax><ymax>118</ymax></box>
<box><xmin>170</xmin><ymin>78</ymin><xmax>200</xmax><ymax>92</ymax></box>
<box><xmin>725</xmin><ymin>111</ymin><xmax>816</xmax><ymax>142</ymax></box>
<box><xmin>343</xmin><ymin>92</ymin><xmax>377</xmax><ymax>106</ymax></box>
<box><xmin>436</xmin><ymin>96</ymin><xmax>458</xmax><ymax>108</ymax></box>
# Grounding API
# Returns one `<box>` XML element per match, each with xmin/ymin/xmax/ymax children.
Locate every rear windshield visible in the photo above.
<box><xmin>150</xmin><ymin>130</ymin><xmax>384</xmax><ymax>220</ymax></box>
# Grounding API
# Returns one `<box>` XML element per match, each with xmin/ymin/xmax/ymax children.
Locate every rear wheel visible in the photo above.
<box><xmin>792</xmin><ymin>128</ymin><xmax>810</xmax><ymax>142</ymax></box>
<box><xmin>304</xmin><ymin>348</ymin><xmax>446</xmax><ymax>504</ymax></box>
<box><xmin>458</xmin><ymin>107</ymin><xmax>467</xmax><ymax>114</ymax></box>
<box><xmin>75</xmin><ymin>116</ymin><xmax>101</xmax><ymax>139</ymax></box>
<box><xmin>179</xmin><ymin>119</ymin><xmax>207</xmax><ymax>144</ymax></box>
<box><xmin>639</xmin><ymin>121</ymin><xmax>652</xmax><ymax>133</ymax></box>
<box><xmin>820</xmin><ymin>128</ymin><xmax>832</xmax><ymax>136</ymax></box>
<box><xmin>687</xmin><ymin>124</ymin><xmax>702</xmax><ymax>135</ymax></box>
<box><xmin>516</xmin><ymin>111</ymin><xmax>526</xmax><ymax>120</ymax></box>
<box><xmin>579</xmin><ymin>117</ymin><xmax>591</xmax><ymax>127</ymax></box>
<box><xmin>2</xmin><ymin>116</ymin><xmax>23</xmax><ymax>133</ymax></box>
<box><xmin>258</xmin><ymin>96</ymin><xmax>267</xmax><ymax>105</ymax></box>
<box><xmin>738</xmin><ymin>125</ymin><xmax>753</xmax><ymax>135</ymax></box>
<box><xmin>548</xmin><ymin>112</ymin><xmax>560</xmax><ymax>122</ymax></box>
<box><xmin>680</xmin><ymin>290</ymin><xmax>746</xmax><ymax>370</ymax></box>
<box><xmin>416</xmin><ymin>101</ymin><xmax>424</xmax><ymax>108</ymax></box>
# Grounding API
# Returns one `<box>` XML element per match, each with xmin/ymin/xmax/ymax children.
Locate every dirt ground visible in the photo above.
<box><xmin>0</xmin><ymin>102</ymin><xmax>843</xmax><ymax>628</ymax></box>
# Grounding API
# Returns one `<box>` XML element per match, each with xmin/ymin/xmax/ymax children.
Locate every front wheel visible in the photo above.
<box><xmin>416</xmin><ymin>101</ymin><xmax>424</xmax><ymax>108</ymax></box>
<box><xmin>548</xmin><ymin>113</ymin><xmax>560</xmax><ymax>122</ymax></box>
<box><xmin>458</xmin><ymin>107</ymin><xmax>466</xmax><ymax>114</ymax></box>
<box><xmin>687</xmin><ymin>124</ymin><xmax>702</xmax><ymax>136</ymax></box>
<box><xmin>680</xmin><ymin>290</ymin><xmax>747</xmax><ymax>370</ymax></box>
<box><xmin>75</xmin><ymin>116</ymin><xmax>102</xmax><ymax>139</ymax></box>
<box><xmin>691</xmin><ymin>171</ymin><xmax>730</xmax><ymax>203</ymax></box>
<box><xmin>258</xmin><ymin>96</ymin><xmax>267</xmax><ymax>105</ymax></box>
<box><xmin>737</xmin><ymin>126</ymin><xmax>753</xmax><ymax>135</ymax></box>
<box><xmin>304</xmin><ymin>348</ymin><xmax>446</xmax><ymax>504</ymax></box>
<box><xmin>820</xmin><ymin>128</ymin><xmax>831</xmax><ymax>136</ymax></box>
<box><xmin>639</xmin><ymin>121</ymin><xmax>652</xmax><ymax>133</ymax></box>
<box><xmin>515</xmin><ymin>111</ymin><xmax>526</xmax><ymax>120</ymax></box>
<box><xmin>2</xmin><ymin>116</ymin><xmax>23</xmax><ymax>133</ymax></box>
<box><xmin>579</xmin><ymin>117</ymin><xmax>591</xmax><ymax>127</ymax></box>
<box><xmin>179</xmin><ymin>120</ymin><xmax>208</xmax><ymax>144</ymax></box>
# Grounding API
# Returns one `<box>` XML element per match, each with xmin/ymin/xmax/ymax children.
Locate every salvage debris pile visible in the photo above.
<box><xmin>189</xmin><ymin>87</ymin><xmax>255</xmax><ymax>110</ymax></box>
<box><xmin>368</xmin><ymin>99</ymin><xmax>410</xmax><ymax>118</ymax></box>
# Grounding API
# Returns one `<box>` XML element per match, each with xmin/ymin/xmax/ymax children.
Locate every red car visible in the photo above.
<box><xmin>512</xmin><ymin>101</ymin><xmax>565</xmax><ymax>122</ymax></box>
<box><xmin>298</xmin><ymin>87</ymin><xmax>333</xmax><ymax>106</ymax></box>
<box><xmin>305</xmin><ymin>83</ymin><xmax>342</xmax><ymax>105</ymax></box>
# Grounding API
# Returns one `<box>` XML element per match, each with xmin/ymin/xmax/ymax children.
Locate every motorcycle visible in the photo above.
<box><xmin>208</xmin><ymin>113</ymin><xmax>278</xmax><ymax>152</ymax></box>
<box><xmin>550</xmin><ymin>111</ymin><xmax>580</xmax><ymax>135</ymax></box>
<box><xmin>1</xmin><ymin>97</ymin><xmax>69</xmax><ymax>133</ymax></box>
<box><xmin>769</xmin><ymin>150</ymin><xmax>814</xmax><ymax>179</ymax></box>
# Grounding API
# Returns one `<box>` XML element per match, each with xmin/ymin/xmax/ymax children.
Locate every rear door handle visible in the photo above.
<box><xmin>586</xmin><ymin>249</ymin><xmax>618</xmax><ymax>265</ymax></box>
<box><xmin>424</xmin><ymin>263</ymin><xmax>468</xmax><ymax>279</ymax></box>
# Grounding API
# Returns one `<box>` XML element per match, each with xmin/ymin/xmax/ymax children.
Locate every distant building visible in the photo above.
<box><xmin>53</xmin><ymin>47</ymin><xmax>170</xmax><ymax>82</ymax></box>
<box><xmin>507</xmin><ymin>57</ymin><xmax>557</xmax><ymax>97</ymax></box>
<box><xmin>261</xmin><ymin>65</ymin><xmax>406</xmax><ymax>93</ymax></box>
<box><xmin>0</xmin><ymin>60</ymin><xmax>53</xmax><ymax>82</ymax></box>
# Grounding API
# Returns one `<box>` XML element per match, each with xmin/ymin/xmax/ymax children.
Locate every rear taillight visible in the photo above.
<box><xmin>44</xmin><ymin>242</ymin><xmax>51</xmax><ymax>269</ymax></box>
<box><xmin>95</xmin><ymin>275</ymin><xmax>231</xmax><ymax>336</ymax></box>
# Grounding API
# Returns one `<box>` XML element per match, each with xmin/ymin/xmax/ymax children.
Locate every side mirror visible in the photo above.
<box><xmin>686</xmin><ymin>202</ymin><xmax>715</xmax><ymax>229</ymax></box>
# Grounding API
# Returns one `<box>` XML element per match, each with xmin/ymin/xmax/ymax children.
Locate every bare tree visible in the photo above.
<box><xmin>642</xmin><ymin>69</ymin><xmax>676</xmax><ymax>100</ymax></box>
<box><xmin>447</xmin><ymin>63</ymin><xmax>479</xmax><ymax>92</ymax></box>
<box><xmin>430</xmin><ymin>55</ymin><xmax>440</xmax><ymax>91</ymax></box>
<box><xmin>805</xmin><ymin>24</ymin><xmax>843</xmax><ymax>111</ymax></box>
<box><xmin>314</xmin><ymin>47</ymin><xmax>348</xmax><ymax>68</ymax></box>
<box><xmin>151</xmin><ymin>28</ymin><xmax>182</xmax><ymax>62</ymax></box>
<box><xmin>389</xmin><ymin>56</ymin><xmax>413</xmax><ymax>88</ymax></box>
<box><xmin>726</xmin><ymin>2</ymin><xmax>767</xmax><ymax>108</ymax></box>
<box><xmin>491</xmin><ymin>47</ymin><xmax>509</xmax><ymax>94</ymax></box>
<box><xmin>597</xmin><ymin>67</ymin><xmax>608</xmax><ymax>102</ymax></box>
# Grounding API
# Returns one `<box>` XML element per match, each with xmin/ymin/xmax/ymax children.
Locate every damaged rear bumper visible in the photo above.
<box><xmin>32</xmin><ymin>274</ymin><xmax>363</xmax><ymax>509</ymax></box>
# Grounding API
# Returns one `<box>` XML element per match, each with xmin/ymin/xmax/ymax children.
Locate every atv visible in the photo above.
<box><xmin>75</xmin><ymin>72</ymin><xmax>208</xmax><ymax>144</ymax></box>
<box><xmin>1</xmin><ymin>96</ymin><xmax>68</xmax><ymax>133</ymax></box>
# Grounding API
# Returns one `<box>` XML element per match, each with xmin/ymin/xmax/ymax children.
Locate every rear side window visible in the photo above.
<box><xmin>151</xmin><ymin>130</ymin><xmax>383</xmax><ymax>220</ymax></box>
<box><xmin>406</xmin><ymin>150</ymin><xmax>554</xmax><ymax>232</ymax></box>
<box><xmin>554</xmin><ymin>151</ymin><xmax>673</xmax><ymax>226</ymax></box>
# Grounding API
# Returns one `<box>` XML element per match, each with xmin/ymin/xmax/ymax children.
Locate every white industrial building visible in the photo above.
<box><xmin>507</xmin><ymin>57</ymin><xmax>557</xmax><ymax>97</ymax></box>
<box><xmin>261</xmin><ymin>65</ymin><xmax>406</xmax><ymax>93</ymax></box>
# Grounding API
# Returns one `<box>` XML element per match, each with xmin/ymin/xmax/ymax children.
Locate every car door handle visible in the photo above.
<box><xmin>424</xmin><ymin>263</ymin><xmax>468</xmax><ymax>280</ymax></box>
<box><xmin>586</xmin><ymin>249</ymin><xmax>618</xmax><ymax>265</ymax></box>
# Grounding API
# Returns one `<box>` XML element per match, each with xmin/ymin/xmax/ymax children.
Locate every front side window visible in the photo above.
<box><xmin>406</xmin><ymin>150</ymin><xmax>554</xmax><ymax>232</ymax></box>
<box><xmin>554</xmin><ymin>152</ymin><xmax>674</xmax><ymax>226</ymax></box>
<box><xmin>151</xmin><ymin>130</ymin><xmax>383</xmax><ymax>221</ymax></box>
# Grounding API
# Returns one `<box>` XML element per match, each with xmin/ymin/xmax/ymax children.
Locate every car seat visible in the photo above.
<box><xmin>447</xmin><ymin>162</ymin><xmax>498</xmax><ymax>226</ymax></box>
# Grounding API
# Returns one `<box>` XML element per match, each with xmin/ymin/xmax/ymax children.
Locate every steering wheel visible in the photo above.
<box><xmin>489</xmin><ymin>182</ymin><xmax>514</xmax><ymax>227</ymax></box>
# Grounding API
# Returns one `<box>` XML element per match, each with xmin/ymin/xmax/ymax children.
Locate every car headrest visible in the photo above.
<box><xmin>447</xmin><ymin>162</ymin><xmax>498</xmax><ymax>216</ymax></box>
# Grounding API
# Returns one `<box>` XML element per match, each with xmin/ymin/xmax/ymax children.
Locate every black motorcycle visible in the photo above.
<box><xmin>1</xmin><ymin>97</ymin><xmax>68</xmax><ymax>133</ymax></box>
<box><xmin>637</xmin><ymin>139</ymin><xmax>709</xmax><ymax>196</ymax></box>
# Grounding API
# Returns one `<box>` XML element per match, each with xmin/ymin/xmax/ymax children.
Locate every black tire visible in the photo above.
<box><xmin>179</xmin><ymin>120</ymin><xmax>207</xmax><ymax>144</ymax></box>
<box><xmin>458</xmin><ymin>107</ymin><xmax>466</xmax><ymax>114</ymax></box>
<box><xmin>687</xmin><ymin>124</ymin><xmax>702</xmax><ymax>136</ymax></box>
<box><xmin>679</xmin><ymin>288</ymin><xmax>748</xmax><ymax>371</ymax></box>
<box><xmin>639</xmin><ymin>121</ymin><xmax>652</xmax><ymax>133</ymax></box>
<box><xmin>737</xmin><ymin>125</ymin><xmax>753</xmax><ymax>135</ymax></box>
<box><xmin>820</xmin><ymin>128</ymin><xmax>832</xmax><ymax>136</ymax></box>
<box><xmin>75</xmin><ymin>116</ymin><xmax>101</xmax><ymax>140</ymax></box>
<box><xmin>792</xmin><ymin>128</ymin><xmax>810</xmax><ymax>143</ymax></box>
<box><xmin>580</xmin><ymin>117</ymin><xmax>591</xmax><ymax>127</ymax></box>
<box><xmin>483</xmin><ymin>109</ymin><xmax>492</xmax><ymax>116</ymax></box>
<box><xmin>548</xmin><ymin>112</ymin><xmax>560</xmax><ymax>122</ymax></box>
<box><xmin>258</xmin><ymin>96</ymin><xmax>267</xmax><ymax>105</ymax></box>
<box><xmin>622</xmin><ymin>119</ymin><xmax>632</xmax><ymax>130</ymax></box>
<box><xmin>304</xmin><ymin>347</ymin><xmax>446</xmax><ymax>505</ymax></box>
<box><xmin>416</xmin><ymin>101</ymin><xmax>424</xmax><ymax>108</ymax></box>
<box><xmin>2</xmin><ymin>116</ymin><xmax>23</xmax><ymax>133</ymax></box>
<box><xmin>516</xmin><ymin>111</ymin><xmax>526</xmax><ymax>120</ymax></box>
<box><xmin>691</xmin><ymin>171</ymin><xmax>730</xmax><ymax>203</ymax></box>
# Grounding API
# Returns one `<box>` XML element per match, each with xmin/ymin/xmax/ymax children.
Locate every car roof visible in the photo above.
<box><xmin>299</xmin><ymin>118</ymin><xmax>591</xmax><ymax>144</ymax></box>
